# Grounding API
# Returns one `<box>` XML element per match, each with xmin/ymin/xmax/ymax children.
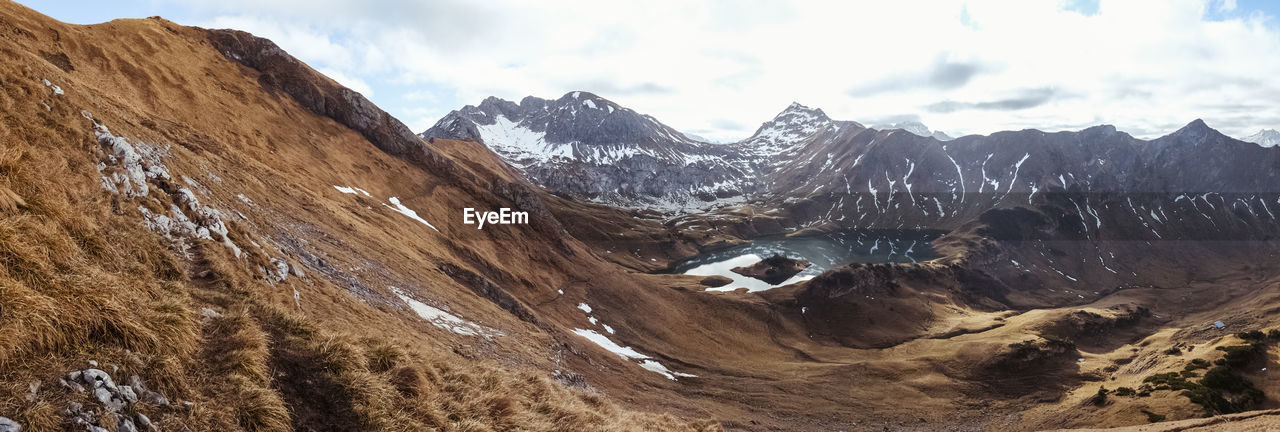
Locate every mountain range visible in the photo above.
<box><xmin>423</xmin><ymin>96</ymin><xmax>967</xmax><ymax>211</ymax></box>
<box><xmin>1243</xmin><ymin>128</ymin><xmax>1280</xmax><ymax>147</ymax></box>
<box><xmin>871</xmin><ymin>120</ymin><xmax>955</xmax><ymax>140</ymax></box>
<box><xmin>426</xmin><ymin>93</ymin><xmax>1280</xmax><ymax>241</ymax></box>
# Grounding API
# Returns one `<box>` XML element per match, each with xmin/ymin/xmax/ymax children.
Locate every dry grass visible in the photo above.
<box><xmin>19</xmin><ymin>2</ymin><xmax>1271</xmax><ymax>430</ymax></box>
<box><xmin>0</xmin><ymin>4</ymin><xmax>717</xmax><ymax>431</ymax></box>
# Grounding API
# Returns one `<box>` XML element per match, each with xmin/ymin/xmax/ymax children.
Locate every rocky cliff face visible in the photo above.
<box><xmin>206</xmin><ymin>29</ymin><xmax>427</xmax><ymax>161</ymax></box>
<box><xmin>423</xmin><ymin>92</ymin><xmax>754</xmax><ymax>210</ymax></box>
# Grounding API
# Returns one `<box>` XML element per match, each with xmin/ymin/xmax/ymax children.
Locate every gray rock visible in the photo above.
<box><xmin>0</xmin><ymin>416</ymin><xmax>21</xmax><ymax>432</ymax></box>
<box><xmin>270</xmin><ymin>258</ymin><xmax>289</xmax><ymax>282</ymax></box>
<box><xmin>60</xmin><ymin>378</ymin><xmax>85</xmax><ymax>393</ymax></box>
<box><xmin>87</xmin><ymin>426</ymin><xmax>108</xmax><ymax>432</ymax></box>
<box><xmin>79</xmin><ymin>369</ymin><xmax>116</xmax><ymax>390</ymax></box>
<box><xmin>64</xmin><ymin>402</ymin><xmax>95</xmax><ymax>426</ymax></box>
<box><xmin>127</xmin><ymin>376</ymin><xmax>148</xmax><ymax>393</ymax></box>
<box><xmin>117</xmin><ymin>418</ymin><xmax>138</xmax><ymax>432</ymax></box>
<box><xmin>118</xmin><ymin>385</ymin><xmax>139</xmax><ymax>403</ymax></box>
<box><xmin>87</xmin><ymin>360</ymin><xmax>98</xmax><ymax>367</ymax></box>
<box><xmin>134</xmin><ymin>413</ymin><xmax>152</xmax><ymax>429</ymax></box>
<box><xmin>288</xmin><ymin>262</ymin><xmax>305</xmax><ymax>278</ymax></box>
<box><xmin>200</xmin><ymin>307</ymin><xmax>221</xmax><ymax>320</ymax></box>
<box><xmin>94</xmin><ymin>387</ymin><xmax>124</xmax><ymax>413</ymax></box>
<box><xmin>128</xmin><ymin>376</ymin><xmax>169</xmax><ymax>406</ymax></box>
<box><xmin>24</xmin><ymin>381</ymin><xmax>39</xmax><ymax>402</ymax></box>
<box><xmin>146</xmin><ymin>392</ymin><xmax>169</xmax><ymax>407</ymax></box>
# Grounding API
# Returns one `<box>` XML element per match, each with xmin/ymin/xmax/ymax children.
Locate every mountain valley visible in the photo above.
<box><xmin>2</xmin><ymin>2</ymin><xmax>1280</xmax><ymax>431</ymax></box>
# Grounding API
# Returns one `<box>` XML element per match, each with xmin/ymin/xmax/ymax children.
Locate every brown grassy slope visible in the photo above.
<box><xmin>1052</xmin><ymin>408</ymin><xmax>1280</xmax><ymax>431</ymax></box>
<box><xmin>0</xmin><ymin>4</ymin><xmax>1000</xmax><ymax>428</ymax></box>
<box><xmin>0</xmin><ymin>1</ymin><xmax>719</xmax><ymax>430</ymax></box>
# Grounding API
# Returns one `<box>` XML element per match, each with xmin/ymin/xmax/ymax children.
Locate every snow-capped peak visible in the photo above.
<box><xmin>872</xmin><ymin>121</ymin><xmax>954</xmax><ymax>141</ymax></box>
<box><xmin>744</xmin><ymin>103</ymin><xmax>834</xmax><ymax>145</ymax></box>
<box><xmin>682</xmin><ymin>131</ymin><xmax>734</xmax><ymax>144</ymax></box>
<box><xmin>778</xmin><ymin>102</ymin><xmax>829</xmax><ymax>120</ymax></box>
<box><xmin>423</xmin><ymin>92</ymin><xmax>756</xmax><ymax>211</ymax></box>
<box><xmin>732</xmin><ymin>102</ymin><xmax>857</xmax><ymax>166</ymax></box>
<box><xmin>1242</xmin><ymin>129</ymin><xmax>1280</xmax><ymax>148</ymax></box>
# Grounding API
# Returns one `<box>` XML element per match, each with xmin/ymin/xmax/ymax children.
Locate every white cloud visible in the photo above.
<box><xmin>317</xmin><ymin>68</ymin><xmax>374</xmax><ymax>97</ymax></box>
<box><xmin>401</xmin><ymin>90</ymin><xmax>439</xmax><ymax>103</ymax></box>
<box><xmin>170</xmin><ymin>0</ymin><xmax>1280</xmax><ymax>141</ymax></box>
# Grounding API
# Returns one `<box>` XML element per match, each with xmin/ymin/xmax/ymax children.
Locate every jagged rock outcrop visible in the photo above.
<box><xmin>205</xmin><ymin>29</ymin><xmax>425</xmax><ymax>160</ymax></box>
<box><xmin>60</xmin><ymin>368</ymin><xmax>170</xmax><ymax>432</ymax></box>
<box><xmin>422</xmin><ymin>92</ymin><xmax>760</xmax><ymax>210</ymax></box>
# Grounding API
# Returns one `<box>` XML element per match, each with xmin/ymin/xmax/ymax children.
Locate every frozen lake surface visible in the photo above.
<box><xmin>668</xmin><ymin>229</ymin><xmax>942</xmax><ymax>292</ymax></box>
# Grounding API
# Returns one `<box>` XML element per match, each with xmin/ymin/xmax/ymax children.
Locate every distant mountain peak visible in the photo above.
<box><xmin>420</xmin><ymin>92</ymin><xmax>753</xmax><ymax>209</ymax></box>
<box><xmin>1182</xmin><ymin>118</ymin><xmax>1210</xmax><ymax>131</ymax></box>
<box><xmin>682</xmin><ymin>131</ymin><xmax>733</xmax><ymax>144</ymax></box>
<box><xmin>1242</xmin><ymin>128</ymin><xmax>1280</xmax><ymax>148</ymax></box>
<box><xmin>423</xmin><ymin>92</ymin><xmax>694</xmax><ymax>158</ymax></box>
<box><xmin>1166</xmin><ymin>119</ymin><xmax>1217</xmax><ymax>140</ymax></box>
<box><xmin>871</xmin><ymin>120</ymin><xmax>954</xmax><ymax>141</ymax></box>
<box><xmin>749</xmin><ymin>102</ymin><xmax>835</xmax><ymax>140</ymax></box>
<box><xmin>559</xmin><ymin>90</ymin><xmax>603</xmax><ymax>103</ymax></box>
<box><xmin>779</xmin><ymin>102</ymin><xmax>829</xmax><ymax>119</ymax></box>
<box><xmin>729</xmin><ymin>102</ymin><xmax>857</xmax><ymax>171</ymax></box>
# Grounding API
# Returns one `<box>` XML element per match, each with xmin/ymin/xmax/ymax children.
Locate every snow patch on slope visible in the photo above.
<box><xmin>393</xmin><ymin>287</ymin><xmax>499</xmax><ymax>338</ymax></box>
<box><xmin>384</xmin><ymin>197</ymin><xmax>440</xmax><ymax>232</ymax></box>
<box><xmin>475</xmin><ymin>115</ymin><xmax>571</xmax><ymax>166</ymax></box>
<box><xmin>570</xmin><ymin>329</ymin><xmax>697</xmax><ymax>380</ymax></box>
<box><xmin>334</xmin><ymin>185</ymin><xmax>372</xmax><ymax>197</ymax></box>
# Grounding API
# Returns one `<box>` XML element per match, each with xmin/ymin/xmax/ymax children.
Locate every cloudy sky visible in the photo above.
<box><xmin>21</xmin><ymin>0</ymin><xmax>1280</xmax><ymax>141</ymax></box>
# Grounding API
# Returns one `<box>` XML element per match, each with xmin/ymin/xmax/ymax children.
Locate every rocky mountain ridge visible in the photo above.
<box><xmin>871</xmin><ymin>120</ymin><xmax>954</xmax><ymax>140</ymax></box>
<box><xmin>1242</xmin><ymin>128</ymin><xmax>1280</xmax><ymax>147</ymax></box>
<box><xmin>423</xmin><ymin>91</ymin><xmax>753</xmax><ymax>211</ymax></box>
<box><xmin>428</xmin><ymin>93</ymin><xmax>1280</xmax><ymax>241</ymax></box>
